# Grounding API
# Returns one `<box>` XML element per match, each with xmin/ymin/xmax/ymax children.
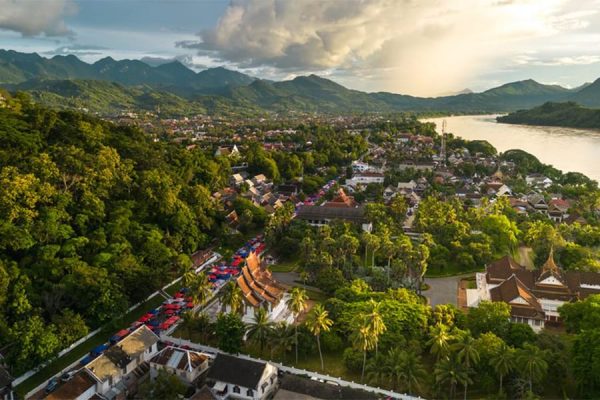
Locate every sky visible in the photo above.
<box><xmin>1</xmin><ymin>0</ymin><xmax>600</xmax><ymax>96</ymax></box>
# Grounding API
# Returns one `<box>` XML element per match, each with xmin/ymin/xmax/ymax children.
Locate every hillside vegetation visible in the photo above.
<box><xmin>497</xmin><ymin>102</ymin><xmax>600</xmax><ymax>129</ymax></box>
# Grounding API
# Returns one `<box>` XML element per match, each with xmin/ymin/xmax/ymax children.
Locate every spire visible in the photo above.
<box><xmin>541</xmin><ymin>246</ymin><xmax>560</xmax><ymax>273</ymax></box>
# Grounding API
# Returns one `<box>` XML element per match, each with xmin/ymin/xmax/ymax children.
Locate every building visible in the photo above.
<box><xmin>85</xmin><ymin>325</ymin><xmax>159</xmax><ymax>398</ymax></box>
<box><xmin>295</xmin><ymin>205</ymin><xmax>372</xmax><ymax>232</ymax></box>
<box><xmin>467</xmin><ymin>251</ymin><xmax>600</xmax><ymax>332</ymax></box>
<box><xmin>215</xmin><ymin>145</ymin><xmax>240</xmax><ymax>158</ymax></box>
<box><xmin>345</xmin><ymin>172</ymin><xmax>384</xmax><ymax>188</ymax></box>
<box><xmin>149</xmin><ymin>346</ymin><xmax>211</xmax><ymax>384</ymax></box>
<box><xmin>206</xmin><ymin>354</ymin><xmax>278</xmax><ymax>400</ymax></box>
<box><xmin>234</xmin><ymin>252</ymin><xmax>292</xmax><ymax>324</ymax></box>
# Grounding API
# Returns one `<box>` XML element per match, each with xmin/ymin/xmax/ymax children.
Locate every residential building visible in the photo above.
<box><xmin>295</xmin><ymin>205</ymin><xmax>372</xmax><ymax>232</ymax></box>
<box><xmin>206</xmin><ymin>354</ymin><xmax>278</xmax><ymax>400</ymax></box>
<box><xmin>345</xmin><ymin>172</ymin><xmax>384</xmax><ymax>188</ymax></box>
<box><xmin>149</xmin><ymin>346</ymin><xmax>211</xmax><ymax>384</ymax></box>
<box><xmin>215</xmin><ymin>145</ymin><xmax>240</xmax><ymax>158</ymax></box>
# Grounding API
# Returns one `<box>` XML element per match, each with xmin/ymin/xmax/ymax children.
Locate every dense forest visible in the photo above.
<box><xmin>497</xmin><ymin>101</ymin><xmax>600</xmax><ymax>129</ymax></box>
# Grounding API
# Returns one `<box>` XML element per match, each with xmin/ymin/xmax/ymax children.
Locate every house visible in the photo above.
<box><xmin>351</xmin><ymin>161</ymin><xmax>371</xmax><ymax>172</ymax></box>
<box><xmin>548</xmin><ymin>198</ymin><xmax>571</xmax><ymax>223</ymax></box>
<box><xmin>466</xmin><ymin>252</ymin><xmax>600</xmax><ymax>332</ymax></box>
<box><xmin>149</xmin><ymin>346</ymin><xmax>211</xmax><ymax>384</ymax></box>
<box><xmin>397</xmin><ymin>180</ymin><xmax>417</xmax><ymax>191</ymax></box>
<box><xmin>206</xmin><ymin>354</ymin><xmax>278</xmax><ymax>400</ymax></box>
<box><xmin>230</xmin><ymin>174</ymin><xmax>245</xmax><ymax>187</ymax></box>
<box><xmin>322</xmin><ymin>189</ymin><xmax>357</xmax><ymax>208</ymax></box>
<box><xmin>84</xmin><ymin>325</ymin><xmax>160</xmax><ymax>398</ymax></box>
<box><xmin>345</xmin><ymin>172</ymin><xmax>384</xmax><ymax>188</ymax></box>
<box><xmin>527</xmin><ymin>193</ymin><xmax>548</xmax><ymax>214</ymax></box>
<box><xmin>233</xmin><ymin>252</ymin><xmax>291</xmax><ymax>324</ymax></box>
<box><xmin>526</xmin><ymin>173</ymin><xmax>553</xmax><ymax>188</ymax></box>
<box><xmin>252</xmin><ymin>175</ymin><xmax>268</xmax><ymax>186</ymax></box>
<box><xmin>295</xmin><ymin>205</ymin><xmax>372</xmax><ymax>232</ymax></box>
<box><xmin>215</xmin><ymin>145</ymin><xmax>240</xmax><ymax>158</ymax></box>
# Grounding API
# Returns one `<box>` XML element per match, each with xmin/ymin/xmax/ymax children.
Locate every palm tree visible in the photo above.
<box><xmin>490</xmin><ymin>343</ymin><xmax>514</xmax><ymax>395</ymax></box>
<box><xmin>286</xmin><ymin>287</ymin><xmax>308</xmax><ymax>363</ymax></box>
<box><xmin>352</xmin><ymin>321</ymin><xmax>375</xmax><ymax>382</ymax></box>
<box><xmin>365</xmin><ymin>299</ymin><xmax>386</xmax><ymax>357</ymax></box>
<box><xmin>451</xmin><ymin>333</ymin><xmax>480</xmax><ymax>400</ymax></box>
<box><xmin>401</xmin><ymin>351</ymin><xmax>427</xmax><ymax>395</ymax></box>
<box><xmin>427</xmin><ymin>323</ymin><xmax>453</xmax><ymax>361</ymax></box>
<box><xmin>435</xmin><ymin>357</ymin><xmax>472</xmax><ymax>399</ymax></box>
<box><xmin>366</xmin><ymin>354</ymin><xmax>387</xmax><ymax>386</ymax></box>
<box><xmin>383</xmin><ymin>347</ymin><xmax>404</xmax><ymax>390</ymax></box>
<box><xmin>221</xmin><ymin>280</ymin><xmax>243</xmax><ymax>314</ymax></box>
<box><xmin>246</xmin><ymin>307</ymin><xmax>275</xmax><ymax>355</ymax></box>
<box><xmin>271</xmin><ymin>322</ymin><xmax>295</xmax><ymax>361</ymax></box>
<box><xmin>182</xmin><ymin>269</ymin><xmax>196</xmax><ymax>289</ymax></box>
<box><xmin>305</xmin><ymin>304</ymin><xmax>333</xmax><ymax>370</ymax></box>
<box><xmin>516</xmin><ymin>343</ymin><xmax>548</xmax><ymax>394</ymax></box>
<box><xmin>190</xmin><ymin>272</ymin><xmax>213</xmax><ymax>311</ymax></box>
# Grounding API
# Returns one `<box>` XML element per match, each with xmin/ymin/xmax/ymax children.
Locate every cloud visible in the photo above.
<box><xmin>0</xmin><ymin>0</ymin><xmax>76</xmax><ymax>37</ymax></box>
<box><xmin>44</xmin><ymin>44</ymin><xmax>109</xmax><ymax>57</ymax></box>
<box><xmin>182</xmin><ymin>0</ymin><xmax>600</xmax><ymax>95</ymax></box>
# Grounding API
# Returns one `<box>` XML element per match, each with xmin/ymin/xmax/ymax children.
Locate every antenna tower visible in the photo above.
<box><xmin>441</xmin><ymin>119</ymin><xmax>447</xmax><ymax>167</ymax></box>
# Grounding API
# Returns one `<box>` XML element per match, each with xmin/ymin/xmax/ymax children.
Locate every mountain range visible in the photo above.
<box><xmin>2</xmin><ymin>49</ymin><xmax>600</xmax><ymax>115</ymax></box>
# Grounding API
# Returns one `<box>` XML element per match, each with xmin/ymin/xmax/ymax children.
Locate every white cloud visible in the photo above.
<box><xmin>182</xmin><ymin>0</ymin><xmax>600</xmax><ymax>95</ymax></box>
<box><xmin>0</xmin><ymin>0</ymin><xmax>77</xmax><ymax>37</ymax></box>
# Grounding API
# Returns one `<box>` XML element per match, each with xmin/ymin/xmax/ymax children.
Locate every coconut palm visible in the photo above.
<box><xmin>451</xmin><ymin>332</ymin><xmax>480</xmax><ymax>400</ymax></box>
<box><xmin>364</xmin><ymin>299</ymin><xmax>386</xmax><ymax>357</ymax></box>
<box><xmin>435</xmin><ymin>356</ymin><xmax>472</xmax><ymax>399</ymax></box>
<box><xmin>221</xmin><ymin>280</ymin><xmax>243</xmax><ymax>314</ymax></box>
<box><xmin>366</xmin><ymin>353</ymin><xmax>387</xmax><ymax>386</ymax></box>
<box><xmin>286</xmin><ymin>287</ymin><xmax>308</xmax><ymax>363</ymax></box>
<box><xmin>182</xmin><ymin>269</ymin><xmax>196</xmax><ymax>289</ymax></box>
<box><xmin>190</xmin><ymin>272</ymin><xmax>213</xmax><ymax>311</ymax></box>
<box><xmin>246</xmin><ymin>307</ymin><xmax>275</xmax><ymax>355</ymax></box>
<box><xmin>516</xmin><ymin>343</ymin><xmax>548</xmax><ymax>394</ymax></box>
<box><xmin>490</xmin><ymin>343</ymin><xmax>515</xmax><ymax>395</ymax></box>
<box><xmin>427</xmin><ymin>323</ymin><xmax>453</xmax><ymax>361</ymax></box>
<box><xmin>383</xmin><ymin>347</ymin><xmax>404</xmax><ymax>390</ymax></box>
<box><xmin>305</xmin><ymin>304</ymin><xmax>333</xmax><ymax>370</ymax></box>
<box><xmin>271</xmin><ymin>322</ymin><xmax>295</xmax><ymax>361</ymax></box>
<box><xmin>352</xmin><ymin>321</ymin><xmax>375</xmax><ymax>382</ymax></box>
<box><xmin>400</xmin><ymin>351</ymin><xmax>427</xmax><ymax>396</ymax></box>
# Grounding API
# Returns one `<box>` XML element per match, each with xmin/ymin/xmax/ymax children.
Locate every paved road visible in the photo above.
<box><xmin>424</xmin><ymin>275</ymin><xmax>464</xmax><ymax>306</ymax></box>
<box><xmin>272</xmin><ymin>271</ymin><xmax>323</xmax><ymax>293</ymax></box>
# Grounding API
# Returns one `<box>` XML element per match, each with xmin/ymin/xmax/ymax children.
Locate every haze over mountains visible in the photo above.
<box><xmin>2</xmin><ymin>49</ymin><xmax>600</xmax><ymax>115</ymax></box>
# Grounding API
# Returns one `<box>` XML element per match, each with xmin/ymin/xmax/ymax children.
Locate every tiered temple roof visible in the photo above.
<box><xmin>237</xmin><ymin>252</ymin><xmax>285</xmax><ymax>308</ymax></box>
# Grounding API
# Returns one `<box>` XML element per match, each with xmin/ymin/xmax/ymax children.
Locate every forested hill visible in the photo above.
<box><xmin>4</xmin><ymin>49</ymin><xmax>600</xmax><ymax>115</ymax></box>
<box><xmin>0</xmin><ymin>92</ymin><xmax>227</xmax><ymax>373</ymax></box>
<box><xmin>497</xmin><ymin>102</ymin><xmax>600</xmax><ymax>129</ymax></box>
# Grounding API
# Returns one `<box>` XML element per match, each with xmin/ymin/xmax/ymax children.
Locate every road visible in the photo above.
<box><xmin>424</xmin><ymin>275</ymin><xmax>464</xmax><ymax>307</ymax></box>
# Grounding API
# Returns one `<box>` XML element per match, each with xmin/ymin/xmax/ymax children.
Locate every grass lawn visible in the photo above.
<box><xmin>303</xmin><ymin>288</ymin><xmax>328</xmax><ymax>302</ymax></box>
<box><xmin>15</xmin><ymin>294</ymin><xmax>166</xmax><ymax>398</ymax></box>
<box><xmin>270</xmin><ymin>260</ymin><xmax>299</xmax><ymax>273</ymax></box>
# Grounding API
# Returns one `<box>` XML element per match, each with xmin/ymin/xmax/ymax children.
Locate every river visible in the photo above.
<box><xmin>422</xmin><ymin>115</ymin><xmax>600</xmax><ymax>183</ymax></box>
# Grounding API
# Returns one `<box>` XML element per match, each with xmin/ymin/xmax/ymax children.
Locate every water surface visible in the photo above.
<box><xmin>423</xmin><ymin>115</ymin><xmax>600</xmax><ymax>182</ymax></box>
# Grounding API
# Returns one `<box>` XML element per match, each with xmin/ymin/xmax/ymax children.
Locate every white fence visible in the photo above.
<box><xmin>161</xmin><ymin>335</ymin><xmax>422</xmax><ymax>400</ymax></box>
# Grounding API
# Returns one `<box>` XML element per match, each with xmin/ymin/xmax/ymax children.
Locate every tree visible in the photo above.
<box><xmin>467</xmin><ymin>300</ymin><xmax>511</xmax><ymax>338</ymax></box>
<box><xmin>190</xmin><ymin>272</ymin><xmax>213</xmax><ymax>310</ymax></box>
<box><xmin>396</xmin><ymin>350</ymin><xmax>427</xmax><ymax>395</ymax></box>
<box><xmin>246</xmin><ymin>307</ymin><xmax>275</xmax><ymax>355</ymax></box>
<box><xmin>305</xmin><ymin>304</ymin><xmax>333</xmax><ymax>370</ymax></box>
<box><xmin>451</xmin><ymin>332</ymin><xmax>480</xmax><ymax>400</ymax></box>
<box><xmin>490</xmin><ymin>342</ymin><xmax>515</xmax><ymax>394</ymax></box>
<box><xmin>352</xmin><ymin>322</ymin><xmax>374</xmax><ymax>382</ymax></box>
<box><xmin>215</xmin><ymin>313</ymin><xmax>245</xmax><ymax>354</ymax></box>
<box><xmin>220</xmin><ymin>280</ymin><xmax>243</xmax><ymax>315</ymax></box>
<box><xmin>516</xmin><ymin>343</ymin><xmax>548</xmax><ymax>394</ymax></box>
<box><xmin>272</xmin><ymin>322</ymin><xmax>295</xmax><ymax>361</ymax></box>
<box><xmin>427</xmin><ymin>323</ymin><xmax>453</xmax><ymax>361</ymax></box>
<box><xmin>136</xmin><ymin>369</ymin><xmax>187</xmax><ymax>400</ymax></box>
<box><xmin>435</xmin><ymin>356</ymin><xmax>472</xmax><ymax>400</ymax></box>
<box><xmin>364</xmin><ymin>299</ymin><xmax>386</xmax><ymax>356</ymax></box>
<box><xmin>286</xmin><ymin>287</ymin><xmax>308</xmax><ymax>363</ymax></box>
<box><xmin>559</xmin><ymin>294</ymin><xmax>600</xmax><ymax>333</ymax></box>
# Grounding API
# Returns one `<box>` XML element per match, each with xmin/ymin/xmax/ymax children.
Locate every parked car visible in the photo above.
<box><xmin>61</xmin><ymin>371</ymin><xmax>77</xmax><ymax>382</ymax></box>
<box><xmin>45</xmin><ymin>377</ymin><xmax>59</xmax><ymax>393</ymax></box>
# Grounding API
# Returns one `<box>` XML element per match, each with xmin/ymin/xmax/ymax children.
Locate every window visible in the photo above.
<box><xmin>233</xmin><ymin>386</ymin><xmax>240</xmax><ymax>394</ymax></box>
<box><xmin>246</xmin><ymin>389</ymin><xmax>254</xmax><ymax>397</ymax></box>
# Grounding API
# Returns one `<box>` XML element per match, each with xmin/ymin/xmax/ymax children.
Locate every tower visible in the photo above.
<box><xmin>440</xmin><ymin>119</ymin><xmax>447</xmax><ymax>167</ymax></box>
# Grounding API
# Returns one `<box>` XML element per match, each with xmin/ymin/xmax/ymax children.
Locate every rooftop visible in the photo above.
<box><xmin>206</xmin><ymin>354</ymin><xmax>267</xmax><ymax>389</ymax></box>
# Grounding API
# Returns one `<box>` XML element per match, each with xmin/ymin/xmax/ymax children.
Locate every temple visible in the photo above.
<box><xmin>467</xmin><ymin>249</ymin><xmax>600</xmax><ymax>331</ymax></box>
<box><xmin>231</xmin><ymin>252</ymin><xmax>292</xmax><ymax>324</ymax></box>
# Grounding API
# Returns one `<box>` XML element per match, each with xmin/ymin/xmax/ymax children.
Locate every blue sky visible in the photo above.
<box><xmin>1</xmin><ymin>0</ymin><xmax>600</xmax><ymax>96</ymax></box>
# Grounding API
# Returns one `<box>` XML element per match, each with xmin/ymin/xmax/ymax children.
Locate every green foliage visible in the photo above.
<box><xmin>559</xmin><ymin>294</ymin><xmax>600</xmax><ymax>333</ymax></box>
<box><xmin>467</xmin><ymin>301</ymin><xmax>511</xmax><ymax>338</ymax></box>
<box><xmin>136</xmin><ymin>370</ymin><xmax>188</xmax><ymax>400</ymax></box>
<box><xmin>498</xmin><ymin>102</ymin><xmax>600</xmax><ymax>129</ymax></box>
<box><xmin>215</xmin><ymin>313</ymin><xmax>245</xmax><ymax>354</ymax></box>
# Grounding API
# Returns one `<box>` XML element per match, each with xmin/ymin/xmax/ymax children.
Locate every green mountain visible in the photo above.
<box><xmin>3</xmin><ymin>49</ymin><xmax>599</xmax><ymax>115</ymax></box>
<box><xmin>497</xmin><ymin>101</ymin><xmax>600</xmax><ymax>129</ymax></box>
<box><xmin>0</xmin><ymin>49</ymin><xmax>255</xmax><ymax>93</ymax></box>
